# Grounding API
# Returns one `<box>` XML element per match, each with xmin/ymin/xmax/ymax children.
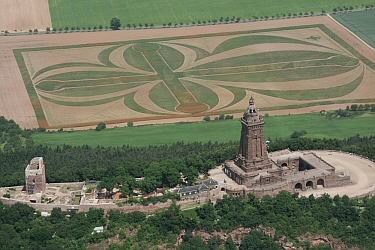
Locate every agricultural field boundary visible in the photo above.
<box><xmin>47</xmin><ymin>0</ymin><xmax>375</xmax><ymax>29</ymax></box>
<box><xmin>2</xmin><ymin>16</ymin><xmax>374</xmax><ymax>129</ymax></box>
<box><xmin>327</xmin><ymin>14</ymin><xmax>374</xmax><ymax>51</ymax></box>
<box><xmin>13</xmin><ymin>23</ymin><xmax>375</xmax><ymax>128</ymax></box>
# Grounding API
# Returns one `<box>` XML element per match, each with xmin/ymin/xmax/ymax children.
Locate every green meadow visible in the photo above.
<box><xmin>48</xmin><ymin>0</ymin><xmax>375</xmax><ymax>28</ymax></box>
<box><xmin>32</xmin><ymin>112</ymin><xmax>375</xmax><ymax>147</ymax></box>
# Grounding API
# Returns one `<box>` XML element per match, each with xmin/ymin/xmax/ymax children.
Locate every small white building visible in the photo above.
<box><xmin>92</xmin><ymin>226</ymin><xmax>104</xmax><ymax>234</ymax></box>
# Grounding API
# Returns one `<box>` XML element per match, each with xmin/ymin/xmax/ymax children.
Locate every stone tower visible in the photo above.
<box><xmin>234</xmin><ymin>97</ymin><xmax>272</xmax><ymax>171</ymax></box>
<box><xmin>25</xmin><ymin>157</ymin><xmax>46</xmax><ymax>194</ymax></box>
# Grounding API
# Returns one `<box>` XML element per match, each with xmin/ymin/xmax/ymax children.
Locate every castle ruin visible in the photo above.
<box><xmin>25</xmin><ymin>157</ymin><xmax>46</xmax><ymax>194</ymax></box>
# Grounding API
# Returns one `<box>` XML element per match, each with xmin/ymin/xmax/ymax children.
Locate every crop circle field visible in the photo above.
<box><xmin>7</xmin><ymin>17</ymin><xmax>375</xmax><ymax>128</ymax></box>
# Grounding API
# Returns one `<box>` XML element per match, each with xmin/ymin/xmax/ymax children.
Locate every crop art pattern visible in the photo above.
<box><xmin>14</xmin><ymin>25</ymin><xmax>374</xmax><ymax>128</ymax></box>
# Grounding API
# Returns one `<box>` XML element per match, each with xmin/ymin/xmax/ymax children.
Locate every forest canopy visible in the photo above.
<box><xmin>1</xmin><ymin>192</ymin><xmax>375</xmax><ymax>249</ymax></box>
<box><xmin>1</xmin><ymin>116</ymin><xmax>375</xmax><ymax>194</ymax></box>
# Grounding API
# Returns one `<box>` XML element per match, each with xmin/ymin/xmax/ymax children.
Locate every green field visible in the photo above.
<box><xmin>32</xmin><ymin>112</ymin><xmax>375</xmax><ymax>147</ymax></box>
<box><xmin>332</xmin><ymin>9</ymin><xmax>375</xmax><ymax>48</ymax></box>
<box><xmin>48</xmin><ymin>0</ymin><xmax>375</xmax><ymax>28</ymax></box>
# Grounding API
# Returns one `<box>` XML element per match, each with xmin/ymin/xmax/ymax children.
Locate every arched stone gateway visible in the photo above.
<box><xmin>281</xmin><ymin>162</ymin><xmax>288</xmax><ymax>167</ymax></box>
<box><xmin>306</xmin><ymin>180</ymin><xmax>314</xmax><ymax>189</ymax></box>
<box><xmin>317</xmin><ymin>179</ymin><xmax>325</xmax><ymax>187</ymax></box>
<box><xmin>295</xmin><ymin>183</ymin><xmax>303</xmax><ymax>190</ymax></box>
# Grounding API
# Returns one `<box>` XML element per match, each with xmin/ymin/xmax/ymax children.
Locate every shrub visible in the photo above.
<box><xmin>218</xmin><ymin>114</ymin><xmax>225</xmax><ymax>120</ymax></box>
<box><xmin>36</xmin><ymin>128</ymin><xmax>46</xmax><ymax>132</ymax></box>
<box><xmin>96</xmin><ymin>122</ymin><xmax>106</xmax><ymax>131</ymax></box>
<box><xmin>127</xmin><ymin>121</ymin><xmax>134</xmax><ymax>127</ymax></box>
<box><xmin>290</xmin><ymin>130</ymin><xmax>307</xmax><ymax>139</ymax></box>
<box><xmin>350</xmin><ymin>104</ymin><xmax>358</xmax><ymax>111</ymax></box>
<box><xmin>203</xmin><ymin>116</ymin><xmax>211</xmax><ymax>122</ymax></box>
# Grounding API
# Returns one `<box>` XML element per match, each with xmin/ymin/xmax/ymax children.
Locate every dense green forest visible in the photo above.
<box><xmin>1</xmin><ymin>116</ymin><xmax>375</xmax><ymax>195</ymax></box>
<box><xmin>2</xmin><ymin>192</ymin><xmax>375</xmax><ymax>249</ymax></box>
<box><xmin>0</xmin><ymin>116</ymin><xmax>32</xmax><ymax>150</ymax></box>
<box><xmin>1</xmin><ymin>117</ymin><xmax>375</xmax><ymax>249</ymax></box>
<box><xmin>3</xmin><ymin>133</ymin><xmax>375</xmax><ymax>194</ymax></box>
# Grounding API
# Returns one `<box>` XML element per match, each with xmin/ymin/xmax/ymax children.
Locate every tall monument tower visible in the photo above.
<box><xmin>234</xmin><ymin>97</ymin><xmax>272</xmax><ymax>171</ymax></box>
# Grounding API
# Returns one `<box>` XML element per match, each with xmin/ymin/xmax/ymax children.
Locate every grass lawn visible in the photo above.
<box><xmin>332</xmin><ymin>9</ymin><xmax>375</xmax><ymax>48</ymax></box>
<box><xmin>32</xmin><ymin>112</ymin><xmax>375</xmax><ymax>147</ymax></box>
<box><xmin>48</xmin><ymin>0</ymin><xmax>375</xmax><ymax>28</ymax></box>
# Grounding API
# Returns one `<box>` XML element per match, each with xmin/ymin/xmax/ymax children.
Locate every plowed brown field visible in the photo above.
<box><xmin>0</xmin><ymin>0</ymin><xmax>52</xmax><ymax>32</ymax></box>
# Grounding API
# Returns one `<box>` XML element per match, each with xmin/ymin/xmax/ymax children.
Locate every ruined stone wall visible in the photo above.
<box><xmin>0</xmin><ymin>195</ymin><xmax>212</xmax><ymax>214</ymax></box>
<box><xmin>324</xmin><ymin>174</ymin><xmax>351</xmax><ymax>188</ymax></box>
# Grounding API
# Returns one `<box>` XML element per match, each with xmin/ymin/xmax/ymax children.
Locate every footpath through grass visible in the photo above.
<box><xmin>332</xmin><ymin>9</ymin><xmax>375</xmax><ymax>48</ymax></box>
<box><xmin>48</xmin><ymin>0</ymin><xmax>375</xmax><ymax>28</ymax></box>
<box><xmin>32</xmin><ymin>112</ymin><xmax>375</xmax><ymax>147</ymax></box>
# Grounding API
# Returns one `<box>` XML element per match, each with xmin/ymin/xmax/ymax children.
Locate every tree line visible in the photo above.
<box><xmin>6</xmin><ymin>5</ymin><xmax>373</xmax><ymax>36</ymax></box>
<box><xmin>2</xmin><ymin>116</ymin><xmax>375</xmax><ymax>195</ymax></box>
<box><xmin>2</xmin><ymin>192</ymin><xmax>375</xmax><ymax>249</ymax></box>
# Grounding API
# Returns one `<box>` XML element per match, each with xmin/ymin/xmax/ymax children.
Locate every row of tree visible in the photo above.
<box><xmin>3</xmin><ymin>5</ymin><xmax>375</xmax><ymax>36</ymax></box>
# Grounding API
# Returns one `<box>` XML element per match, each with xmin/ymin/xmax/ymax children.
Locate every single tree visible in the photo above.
<box><xmin>95</xmin><ymin>122</ymin><xmax>106</xmax><ymax>131</ymax></box>
<box><xmin>110</xmin><ymin>17</ymin><xmax>121</xmax><ymax>30</ymax></box>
